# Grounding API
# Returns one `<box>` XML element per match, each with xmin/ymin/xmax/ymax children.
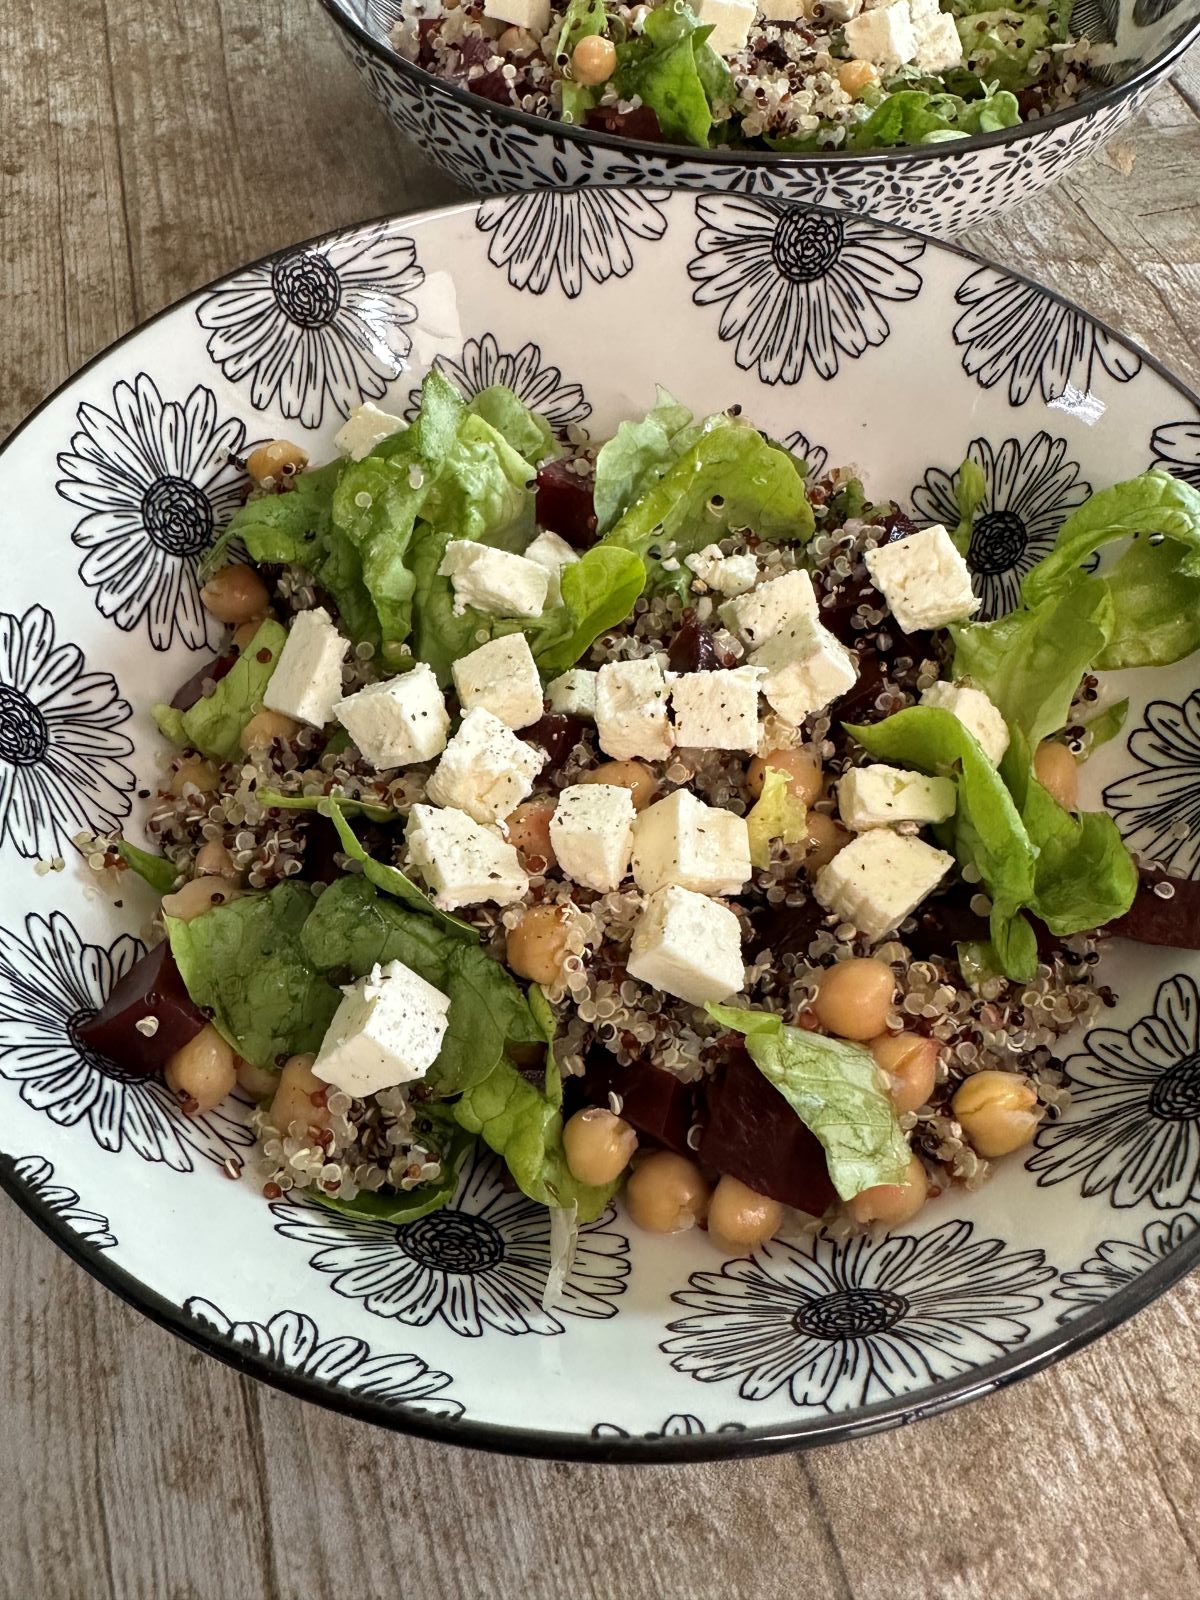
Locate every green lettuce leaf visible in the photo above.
<box><xmin>592</xmin><ymin>387</ymin><xmax>693</xmax><ymax>534</ymax></box>
<box><xmin>409</xmin><ymin>526</ymin><xmax>496</xmax><ymax>685</ymax></box>
<box><xmin>329</xmin><ymin>457</ymin><xmax>423</xmax><ymax>650</ymax></box>
<box><xmin>612</xmin><ymin>4</ymin><xmax>733</xmax><ymax>148</ymax></box>
<box><xmin>846</xmin><ymin>85</ymin><xmax>1020</xmax><ymax>149</ymax></box>
<box><xmin>1081</xmin><ymin>697</ymin><xmax>1129</xmax><ymax>751</ymax></box>
<box><xmin>116</xmin><ymin>839</ymin><xmax>180</xmax><ymax>894</ymax></box>
<box><xmin>324</xmin><ymin>800</ymin><xmax>475</xmax><ymax>938</ymax></box>
<box><xmin>745</xmin><ymin>767</ymin><xmax>808</xmax><ymax>870</ymax></box>
<box><xmin>152</xmin><ymin>617</ymin><xmax>286</xmax><ymax>761</ymax></box>
<box><xmin>513</xmin><ymin>545</ymin><xmax>646</xmax><ymax>676</ymax></box>
<box><xmin>468</xmin><ymin>385</ymin><xmax>558</xmax><ymax>466</ymax></box>
<box><xmin>951</xmin><ymin>8</ymin><xmax>1052</xmax><ymax>90</ymax></box>
<box><xmin>951</xmin><ymin>456</ymin><xmax>988</xmax><ymax>554</ymax></box>
<box><xmin>706</xmin><ymin>1004</ymin><xmax>910</xmax><ymax>1200</ymax></box>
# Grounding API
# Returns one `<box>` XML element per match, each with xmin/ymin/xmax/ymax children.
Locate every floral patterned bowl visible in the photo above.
<box><xmin>321</xmin><ymin>0</ymin><xmax>1200</xmax><ymax>237</ymax></box>
<box><xmin>3</xmin><ymin>192</ymin><xmax>1200</xmax><ymax>1461</ymax></box>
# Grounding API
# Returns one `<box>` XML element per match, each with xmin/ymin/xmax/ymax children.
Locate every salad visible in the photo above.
<box><xmin>391</xmin><ymin>0</ymin><xmax>1093</xmax><ymax>153</ymax></box>
<box><xmin>79</xmin><ymin>371</ymin><xmax>1200</xmax><ymax>1293</ymax></box>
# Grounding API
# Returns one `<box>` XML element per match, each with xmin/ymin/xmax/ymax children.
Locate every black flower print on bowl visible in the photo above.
<box><xmin>782</xmin><ymin>429</ymin><xmax>829</xmax><ymax>482</ymax></box>
<box><xmin>56</xmin><ymin>376</ymin><xmax>253</xmax><ymax>652</ymax></box>
<box><xmin>1150</xmin><ymin>419</ymin><xmax>1200</xmax><ymax>490</ymax></box>
<box><xmin>1069</xmin><ymin>0</ymin><xmax>1119</xmax><ymax>43</ymax></box>
<box><xmin>404</xmin><ymin>334</ymin><xmax>591</xmax><ymax>437</ymax></box>
<box><xmin>1134</xmin><ymin>0</ymin><xmax>1186</xmax><ymax>23</ymax></box>
<box><xmin>0</xmin><ymin>604</ymin><xmax>135</xmax><ymax>862</ymax></box>
<box><xmin>663</xmin><ymin>1220</ymin><xmax>1052</xmax><ymax>1408</ymax></box>
<box><xmin>474</xmin><ymin>190</ymin><xmax>670</xmax><ymax>298</ymax></box>
<box><xmin>186</xmin><ymin>1298</ymin><xmax>463</xmax><ymax>1416</ymax></box>
<box><xmin>11</xmin><ymin>1154</ymin><xmax>116</xmax><ymax>1250</ymax></box>
<box><xmin>953</xmin><ymin>267</ymin><xmax>1143</xmax><ymax>407</ymax></box>
<box><xmin>195</xmin><ymin>222</ymin><xmax>424</xmax><ymax>428</ymax></box>
<box><xmin>591</xmin><ymin>1415</ymin><xmax>746</xmax><ymax>1440</ymax></box>
<box><xmin>688</xmin><ymin>196</ymin><xmax>924</xmax><ymax>386</ymax></box>
<box><xmin>911</xmin><ymin>433</ymin><xmax>1091</xmax><ymax>619</ymax></box>
<box><xmin>0</xmin><ymin>912</ymin><xmax>252</xmax><ymax>1172</ymax></box>
<box><xmin>271</xmin><ymin>1147</ymin><xmax>630</xmax><ymax>1337</ymax></box>
<box><xmin>1102</xmin><ymin>691</ymin><xmax>1200</xmax><ymax>878</ymax></box>
<box><xmin>1053</xmin><ymin>1213</ymin><xmax>1199</xmax><ymax>1322</ymax></box>
<box><xmin>1029</xmin><ymin>974</ymin><xmax>1200</xmax><ymax>1209</ymax></box>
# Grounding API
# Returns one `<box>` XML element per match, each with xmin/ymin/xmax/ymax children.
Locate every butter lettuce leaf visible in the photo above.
<box><xmin>846</xmin><ymin>84</ymin><xmax>1020</xmax><ymax>149</ymax></box>
<box><xmin>468</xmin><ymin>385</ymin><xmax>558</xmax><ymax>466</ymax></box>
<box><xmin>514</xmin><ymin>545</ymin><xmax>646</xmax><ymax>676</ymax></box>
<box><xmin>152</xmin><ymin>618</ymin><xmax>286</xmax><ymax>761</ymax></box>
<box><xmin>612</xmin><ymin>4</ymin><xmax>733</xmax><ymax>148</ymax></box>
<box><xmin>116</xmin><ymin>839</ymin><xmax>180</xmax><ymax>894</ymax></box>
<box><xmin>593</xmin><ymin>387</ymin><xmax>693</xmax><ymax>534</ymax></box>
<box><xmin>745</xmin><ymin>767</ymin><xmax>808</xmax><ymax>869</ymax></box>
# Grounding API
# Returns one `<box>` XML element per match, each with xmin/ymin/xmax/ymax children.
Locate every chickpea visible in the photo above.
<box><xmin>200</xmin><ymin>563</ymin><xmax>270</xmax><ymax>625</ymax></box>
<box><xmin>165</xmin><ymin>1024</ymin><xmax>237</xmax><ymax>1115</ymax></box>
<box><xmin>1034</xmin><ymin>739</ymin><xmax>1079</xmax><ymax>811</ymax></box>
<box><xmin>506</xmin><ymin>800</ymin><xmax>557</xmax><ymax>870</ymax></box>
<box><xmin>194</xmin><ymin>840</ymin><xmax>238</xmax><ymax>880</ymax></box>
<box><xmin>497</xmin><ymin>23</ymin><xmax>537</xmax><ymax>53</ymax></box>
<box><xmin>506</xmin><ymin>904</ymin><xmax>569</xmax><ymax>986</ymax></box>
<box><xmin>169</xmin><ymin>757</ymin><xmax>219</xmax><ymax>797</ymax></box>
<box><xmin>233</xmin><ymin>616</ymin><xmax>270</xmax><ymax>653</ymax></box>
<box><xmin>848</xmin><ymin>1153</ymin><xmax>928</xmax><ymax>1227</ymax></box>
<box><xmin>870</xmin><ymin>1032</ymin><xmax>939</xmax><ymax>1115</ymax></box>
<box><xmin>747</xmin><ymin>745</ymin><xmax>824</xmax><ymax>806</ymax></box>
<box><xmin>240</xmin><ymin>708</ymin><xmax>300</xmax><ymax>753</ymax></box>
<box><xmin>708</xmin><ymin>1175</ymin><xmax>783</xmax><ymax>1252</ymax></box>
<box><xmin>625</xmin><ymin>1151</ymin><xmax>710</xmax><ymax>1235</ymax></box>
<box><xmin>236</xmin><ymin>1056</ymin><xmax>279</xmax><ymax>1101</ymax></box>
<box><xmin>245</xmin><ymin>438</ymin><xmax>309</xmax><ymax>489</ymax></box>
<box><xmin>269</xmin><ymin>1052</ymin><xmax>329</xmax><ymax>1137</ymax></box>
<box><xmin>572</xmin><ymin>33</ymin><xmax>617</xmax><ymax>85</ymax></box>
<box><xmin>811</xmin><ymin>957</ymin><xmax>896</xmax><ymax>1041</ymax></box>
<box><xmin>804</xmin><ymin>811</ymin><xmax>849</xmax><ymax>871</ymax></box>
<box><xmin>837</xmin><ymin>59</ymin><xmax>878</xmax><ymax>97</ymax></box>
<box><xmin>563</xmin><ymin>1107</ymin><xmax>638</xmax><ymax>1186</ymax></box>
<box><xmin>582</xmin><ymin>760</ymin><xmax>657</xmax><ymax>811</ymax></box>
<box><xmin>161</xmin><ymin>875</ymin><xmax>239</xmax><ymax>922</ymax></box>
<box><xmin>952</xmin><ymin>1071</ymin><xmax>1041</xmax><ymax>1158</ymax></box>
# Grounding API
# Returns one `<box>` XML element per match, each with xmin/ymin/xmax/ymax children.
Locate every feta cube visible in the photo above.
<box><xmin>595</xmin><ymin>657</ymin><xmax>674</xmax><ymax>762</ymax></box>
<box><xmin>451</xmin><ymin>633</ymin><xmax>543</xmax><ymax>730</ymax></box>
<box><xmin>670</xmin><ymin>667</ymin><xmax>761</xmax><ymax>752</ymax></box>
<box><xmin>406</xmin><ymin>803</ymin><xmax>529</xmax><ymax>910</ymax></box>
<box><xmin>334</xmin><ymin>662</ymin><xmax>449</xmax><ymax>769</ymax></box>
<box><xmin>523</xmin><ymin>529</ymin><xmax>579</xmax><ymax>608</ymax></box>
<box><xmin>631</xmin><ymin>789</ymin><xmax>752</xmax><ymax>897</ymax></box>
<box><xmin>483</xmin><ymin>0</ymin><xmax>550</xmax><ymax>33</ymax></box>
<box><xmin>684</xmin><ymin>544</ymin><xmax>759</xmax><ymax>596</ymax></box>
<box><xmin>549</xmin><ymin>783</ymin><xmax>636</xmax><ymax>892</ymax></box>
<box><xmin>838</xmin><ymin>763</ymin><xmax>957</xmax><ymax>831</ymax></box>
<box><xmin>751</xmin><ymin>618</ymin><xmax>858</xmax><ymax>725</ymax></box>
<box><xmin>263</xmin><ymin>607</ymin><xmax>348</xmax><ymax>729</ymax></box>
<box><xmin>627</xmin><ymin>884</ymin><xmax>745</xmax><ymax>1007</ymax></box>
<box><xmin>696</xmin><ymin>0</ymin><xmax>757</xmax><ymax>54</ymax></box>
<box><xmin>719</xmin><ymin>568</ymin><xmax>819</xmax><ymax>649</ymax></box>
<box><xmin>439</xmin><ymin>540</ymin><xmax>549</xmax><ymax>619</ymax></box>
<box><xmin>546</xmin><ymin>668</ymin><xmax>597</xmax><ymax>720</ymax></box>
<box><xmin>314</xmin><ymin>959</ymin><xmax>450</xmax><ymax>1098</ymax></box>
<box><xmin>844</xmin><ymin>0</ymin><xmax>917</xmax><ymax>68</ymax></box>
<box><xmin>920</xmin><ymin>680</ymin><xmax>1010</xmax><ymax>767</ymax></box>
<box><xmin>334</xmin><ymin>402</ymin><xmax>406</xmax><ymax>461</ymax></box>
<box><xmin>864</xmin><ymin>525</ymin><xmax>980</xmax><ymax>633</ymax></box>
<box><xmin>426</xmin><ymin>706</ymin><xmax>545</xmax><ymax>824</ymax></box>
<box><xmin>815</xmin><ymin>830</ymin><xmax>954</xmax><ymax>943</ymax></box>
<box><xmin>912</xmin><ymin>7</ymin><xmax>962</xmax><ymax>70</ymax></box>
<box><xmin>758</xmin><ymin>0</ymin><xmax>807</xmax><ymax>17</ymax></box>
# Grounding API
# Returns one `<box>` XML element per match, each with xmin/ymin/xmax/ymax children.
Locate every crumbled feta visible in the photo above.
<box><xmin>546</xmin><ymin>668</ymin><xmax>597</xmax><ymax>720</ymax></box>
<box><xmin>439</xmin><ymin>540</ymin><xmax>549</xmax><ymax>618</ymax></box>
<box><xmin>696</xmin><ymin>0</ymin><xmax>757</xmax><ymax>54</ymax></box>
<box><xmin>426</xmin><ymin>706</ymin><xmax>545</xmax><ymax>824</ymax></box>
<box><xmin>684</xmin><ymin>544</ymin><xmax>759</xmax><ymax>596</ymax></box>
<box><xmin>844</xmin><ymin>0</ymin><xmax>918</xmax><ymax>67</ymax></box>
<box><xmin>631</xmin><ymin>789</ymin><xmax>752</xmax><ymax>897</ymax></box>
<box><xmin>626</xmin><ymin>884</ymin><xmax>745</xmax><ymax>1007</ymax></box>
<box><xmin>838</xmin><ymin>763</ymin><xmax>957</xmax><ymax>831</ymax></box>
<box><xmin>751</xmin><ymin>618</ymin><xmax>858</xmax><ymax>725</ymax></box>
<box><xmin>406</xmin><ymin>803</ymin><xmax>529</xmax><ymax>909</ymax></box>
<box><xmin>669</xmin><ymin>666</ymin><xmax>761</xmax><ymax>752</ymax></box>
<box><xmin>719</xmin><ymin>568</ymin><xmax>819</xmax><ymax>649</ymax></box>
<box><xmin>451</xmin><ymin>633</ymin><xmax>543</xmax><ymax>730</ymax></box>
<box><xmin>864</xmin><ymin>525</ymin><xmax>979</xmax><ymax>633</ymax></box>
<box><xmin>483</xmin><ymin>0</ymin><xmax>550</xmax><ymax>33</ymax></box>
<box><xmin>920</xmin><ymin>680</ymin><xmax>1010</xmax><ymax>767</ymax></box>
<box><xmin>333</xmin><ymin>402</ymin><xmax>407</xmax><ymax>461</ymax></box>
<box><xmin>523</xmin><ymin>529</ymin><xmax>579</xmax><ymax>608</ymax></box>
<box><xmin>334</xmin><ymin>662</ymin><xmax>449</xmax><ymax>769</ymax></box>
<box><xmin>262</xmin><ymin>607</ymin><xmax>348</xmax><ymax>729</ymax></box>
<box><xmin>549</xmin><ymin>783</ymin><xmax>636</xmax><ymax>892</ymax></box>
<box><xmin>595</xmin><ymin>657</ymin><xmax>674</xmax><ymax>762</ymax></box>
<box><xmin>912</xmin><ymin>6</ymin><xmax>963</xmax><ymax>70</ymax></box>
<box><xmin>314</xmin><ymin>959</ymin><xmax>450</xmax><ymax>1098</ymax></box>
<box><xmin>815</xmin><ymin>830</ymin><xmax>954</xmax><ymax>943</ymax></box>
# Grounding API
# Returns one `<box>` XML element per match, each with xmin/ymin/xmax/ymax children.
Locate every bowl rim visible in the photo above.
<box><xmin>318</xmin><ymin>0</ymin><xmax>1200</xmax><ymax>171</ymax></box>
<box><xmin>3</xmin><ymin>194</ymin><xmax>1200</xmax><ymax>1462</ymax></box>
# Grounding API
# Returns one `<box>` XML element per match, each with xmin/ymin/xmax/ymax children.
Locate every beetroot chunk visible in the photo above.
<box><xmin>698</xmin><ymin>1045</ymin><xmax>836</xmax><ymax>1216</ymax></box>
<box><xmin>536</xmin><ymin>460</ymin><xmax>598</xmax><ymax>549</ymax></box>
<box><xmin>169</xmin><ymin>649</ymin><xmax>237</xmax><ymax>711</ymax></box>
<box><xmin>580</xmin><ymin>1050</ymin><xmax>699</xmax><ymax>1158</ymax></box>
<box><xmin>667</xmin><ymin>613</ymin><xmax>721</xmax><ymax>674</ymax></box>
<box><xmin>583</xmin><ymin>105</ymin><xmax>664</xmax><ymax>142</ymax></box>
<box><xmin>524</xmin><ymin>712</ymin><xmax>586</xmax><ymax>771</ymax></box>
<box><xmin>1108</xmin><ymin>866</ymin><xmax>1200</xmax><ymax>949</ymax></box>
<box><xmin>77</xmin><ymin>941</ymin><xmax>208</xmax><ymax>1077</ymax></box>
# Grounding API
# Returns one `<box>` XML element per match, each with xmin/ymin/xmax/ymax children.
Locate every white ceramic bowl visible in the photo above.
<box><xmin>3</xmin><ymin>193</ymin><xmax>1200</xmax><ymax>1461</ymax></box>
<box><xmin>322</xmin><ymin>0</ymin><xmax>1200</xmax><ymax>237</ymax></box>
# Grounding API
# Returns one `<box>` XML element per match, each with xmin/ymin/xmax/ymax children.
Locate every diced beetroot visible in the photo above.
<box><xmin>583</xmin><ymin>105</ymin><xmax>664</xmax><ymax>143</ymax></box>
<box><xmin>1108</xmin><ymin>866</ymin><xmax>1200</xmax><ymax>949</ymax></box>
<box><xmin>579</xmin><ymin>1050</ymin><xmax>698</xmax><ymax>1157</ymax></box>
<box><xmin>699</xmin><ymin>1045</ymin><xmax>836</xmax><ymax>1216</ymax></box>
<box><xmin>524</xmin><ymin>712</ymin><xmax>586</xmax><ymax>770</ymax></box>
<box><xmin>536</xmin><ymin>460</ymin><xmax>598</xmax><ymax>550</ymax></box>
<box><xmin>667</xmin><ymin>613</ymin><xmax>721</xmax><ymax>674</ymax></box>
<box><xmin>881</xmin><ymin>507</ymin><xmax>919</xmax><ymax>540</ymax></box>
<box><xmin>169</xmin><ymin>650</ymin><xmax>237</xmax><ymax>711</ymax></box>
<box><xmin>468</xmin><ymin>67</ymin><xmax>514</xmax><ymax>105</ymax></box>
<box><xmin>77</xmin><ymin>941</ymin><xmax>208</xmax><ymax>1077</ymax></box>
<box><xmin>748</xmin><ymin>897</ymin><xmax>829</xmax><ymax>962</ymax></box>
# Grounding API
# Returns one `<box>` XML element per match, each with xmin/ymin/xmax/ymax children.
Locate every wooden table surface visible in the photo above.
<box><xmin>3</xmin><ymin>6</ymin><xmax>1200</xmax><ymax>1598</ymax></box>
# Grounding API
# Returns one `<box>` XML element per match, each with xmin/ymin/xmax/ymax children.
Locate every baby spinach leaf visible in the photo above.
<box><xmin>116</xmin><ymin>839</ymin><xmax>180</xmax><ymax>894</ymax></box>
<box><xmin>152</xmin><ymin>618</ymin><xmax>287</xmax><ymax>761</ymax></box>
